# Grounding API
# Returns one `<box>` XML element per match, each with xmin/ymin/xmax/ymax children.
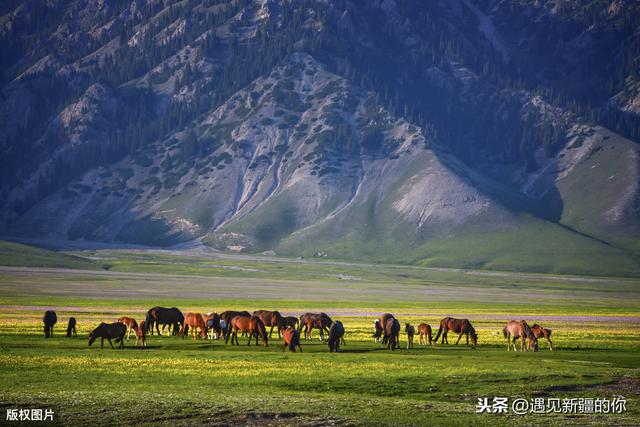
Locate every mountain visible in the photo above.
<box><xmin>1</xmin><ymin>0</ymin><xmax>639</xmax><ymax>275</ymax></box>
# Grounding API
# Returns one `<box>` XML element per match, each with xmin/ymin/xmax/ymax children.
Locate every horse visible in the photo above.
<box><xmin>180</xmin><ymin>313</ymin><xmax>207</xmax><ymax>340</ymax></box>
<box><xmin>281</xmin><ymin>326</ymin><xmax>302</xmax><ymax>352</ymax></box>
<box><xmin>503</xmin><ymin>320</ymin><xmax>538</xmax><ymax>352</ymax></box>
<box><xmin>117</xmin><ymin>316</ymin><xmax>139</xmax><ymax>340</ymax></box>
<box><xmin>433</xmin><ymin>317</ymin><xmax>478</xmax><ymax>348</ymax></box>
<box><xmin>136</xmin><ymin>320</ymin><xmax>147</xmax><ymax>347</ymax></box>
<box><xmin>66</xmin><ymin>317</ymin><xmax>77</xmax><ymax>338</ymax></box>
<box><xmin>278</xmin><ymin>316</ymin><xmax>299</xmax><ymax>336</ymax></box>
<box><xmin>372</xmin><ymin>320</ymin><xmax>383</xmax><ymax>342</ymax></box>
<box><xmin>405</xmin><ymin>323</ymin><xmax>415</xmax><ymax>349</ymax></box>
<box><xmin>43</xmin><ymin>310</ymin><xmax>57</xmax><ymax>338</ymax></box>
<box><xmin>378</xmin><ymin>313</ymin><xmax>395</xmax><ymax>345</ymax></box>
<box><xmin>327</xmin><ymin>320</ymin><xmax>345</xmax><ymax>352</ymax></box>
<box><xmin>220</xmin><ymin>310</ymin><xmax>251</xmax><ymax>337</ymax></box>
<box><xmin>530</xmin><ymin>324</ymin><xmax>554</xmax><ymax>351</ymax></box>
<box><xmin>203</xmin><ymin>313</ymin><xmax>222</xmax><ymax>339</ymax></box>
<box><xmin>384</xmin><ymin>318</ymin><xmax>401</xmax><ymax>350</ymax></box>
<box><xmin>253</xmin><ymin>310</ymin><xmax>284</xmax><ymax>338</ymax></box>
<box><xmin>145</xmin><ymin>307</ymin><xmax>184</xmax><ymax>336</ymax></box>
<box><xmin>298</xmin><ymin>312</ymin><xmax>332</xmax><ymax>340</ymax></box>
<box><xmin>417</xmin><ymin>323</ymin><xmax>432</xmax><ymax>345</ymax></box>
<box><xmin>227</xmin><ymin>315</ymin><xmax>269</xmax><ymax>347</ymax></box>
<box><xmin>88</xmin><ymin>322</ymin><xmax>127</xmax><ymax>349</ymax></box>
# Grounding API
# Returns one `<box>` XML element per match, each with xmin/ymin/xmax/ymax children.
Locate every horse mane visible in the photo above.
<box><xmin>256</xmin><ymin>317</ymin><xmax>268</xmax><ymax>339</ymax></box>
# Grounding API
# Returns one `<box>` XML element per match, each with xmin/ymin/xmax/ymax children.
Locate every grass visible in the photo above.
<box><xmin>0</xmin><ymin>240</ymin><xmax>98</xmax><ymax>270</ymax></box>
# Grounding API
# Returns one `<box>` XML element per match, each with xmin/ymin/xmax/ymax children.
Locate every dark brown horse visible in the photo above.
<box><xmin>278</xmin><ymin>316</ymin><xmax>299</xmax><ymax>335</ymax></box>
<box><xmin>180</xmin><ymin>313</ymin><xmax>207</xmax><ymax>340</ymax></box>
<box><xmin>204</xmin><ymin>312</ymin><xmax>223</xmax><ymax>339</ymax></box>
<box><xmin>530</xmin><ymin>324</ymin><xmax>554</xmax><ymax>351</ymax></box>
<box><xmin>145</xmin><ymin>307</ymin><xmax>184</xmax><ymax>336</ymax></box>
<box><xmin>227</xmin><ymin>315</ymin><xmax>269</xmax><ymax>346</ymax></box>
<box><xmin>298</xmin><ymin>312</ymin><xmax>332</xmax><ymax>340</ymax></box>
<box><xmin>405</xmin><ymin>323</ymin><xmax>415</xmax><ymax>349</ymax></box>
<box><xmin>503</xmin><ymin>320</ymin><xmax>538</xmax><ymax>352</ymax></box>
<box><xmin>372</xmin><ymin>320</ymin><xmax>383</xmax><ymax>342</ymax></box>
<box><xmin>384</xmin><ymin>318</ymin><xmax>401</xmax><ymax>350</ymax></box>
<box><xmin>66</xmin><ymin>317</ymin><xmax>77</xmax><ymax>338</ymax></box>
<box><xmin>418</xmin><ymin>323</ymin><xmax>432</xmax><ymax>345</ymax></box>
<box><xmin>434</xmin><ymin>317</ymin><xmax>478</xmax><ymax>348</ymax></box>
<box><xmin>327</xmin><ymin>320</ymin><xmax>345</xmax><ymax>352</ymax></box>
<box><xmin>88</xmin><ymin>322</ymin><xmax>127</xmax><ymax>349</ymax></box>
<box><xmin>253</xmin><ymin>310</ymin><xmax>284</xmax><ymax>338</ymax></box>
<box><xmin>43</xmin><ymin>310</ymin><xmax>57</xmax><ymax>338</ymax></box>
<box><xmin>281</xmin><ymin>326</ymin><xmax>302</xmax><ymax>352</ymax></box>
<box><xmin>136</xmin><ymin>320</ymin><xmax>147</xmax><ymax>347</ymax></box>
<box><xmin>117</xmin><ymin>316</ymin><xmax>138</xmax><ymax>340</ymax></box>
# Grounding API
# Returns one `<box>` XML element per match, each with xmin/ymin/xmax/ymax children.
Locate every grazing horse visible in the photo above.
<box><xmin>66</xmin><ymin>317</ymin><xmax>77</xmax><ymax>338</ymax></box>
<box><xmin>281</xmin><ymin>326</ymin><xmax>302</xmax><ymax>352</ymax></box>
<box><xmin>204</xmin><ymin>313</ymin><xmax>223</xmax><ymax>339</ymax></box>
<box><xmin>227</xmin><ymin>315</ymin><xmax>269</xmax><ymax>347</ymax></box>
<box><xmin>220</xmin><ymin>310</ymin><xmax>251</xmax><ymax>337</ymax></box>
<box><xmin>88</xmin><ymin>322</ymin><xmax>126</xmax><ymax>349</ymax></box>
<box><xmin>530</xmin><ymin>324</ymin><xmax>554</xmax><ymax>351</ymax></box>
<box><xmin>298</xmin><ymin>312</ymin><xmax>333</xmax><ymax>340</ymax></box>
<box><xmin>384</xmin><ymin>318</ymin><xmax>401</xmax><ymax>350</ymax></box>
<box><xmin>418</xmin><ymin>323</ymin><xmax>432</xmax><ymax>345</ymax></box>
<box><xmin>373</xmin><ymin>320</ymin><xmax>383</xmax><ymax>342</ymax></box>
<box><xmin>278</xmin><ymin>316</ymin><xmax>299</xmax><ymax>335</ymax></box>
<box><xmin>136</xmin><ymin>320</ymin><xmax>147</xmax><ymax>347</ymax></box>
<box><xmin>377</xmin><ymin>313</ymin><xmax>396</xmax><ymax>345</ymax></box>
<box><xmin>327</xmin><ymin>320</ymin><xmax>345</xmax><ymax>352</ymax></box>
<box><xmin>117</xmin><ymin>317</ymin><xmax>139</xmax><ymax>340</ymax></box>
<box><xmin>253</xmin><ymin>310</ymin><xmax>284</xmax><ymax>338</ymax></box>
<box><xmin>405</xmin><ymin>323</ymin><xmax>415</xmax><ymax>349</ymax></box>
<box><xmin>180</xmin><ymin>313</ymin><xmax>207</xmax><ymax>340</ymax></box>
<box><xmin>503</xmin><ymin>320</ymin><xmax>538</xmax><ymax>352</ymax></box>
<box><xmin>43</xmin><ymin>310</ymin><xmax>57</xmax><ymax>338</ymax></box>
<box><xmin>434</xmin><ymin>317</ymin><xmax>478</xmax><ymax>348</ymax></box>
<box><xmin>145</xmin><ymin>307</ymin><xmax>184</xmax><ymax>336</ymax></box>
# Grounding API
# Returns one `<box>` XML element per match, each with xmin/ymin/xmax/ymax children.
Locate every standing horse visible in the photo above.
<box><xmin>88</xmin><ymin>322</ymin><xmax>126</xmax><ymax>349</ymax></box>
<box><xmin>43</xmin><ymin>310</ymin><xmax>57</xmax><ymax>338</ymax></box>
<box><xmin>204</xmin><ymin>313</ymin><xmax>223</xmax><ymax>339</ymax></box>
<box><xmin>384</xmin><ymin>318</ymin><xmax>401</xmax><ymax>350</ymax></box>
<box><xmin>227</xmin><ymin>315</ymin><xmax>269</xmax><ymax>347</ymax></box>
<box><xmin>281</xmin><ymin>327</ymin><xmax>302</xmax><ymax>352</ymax></box>
<box><xmin>418</xmin><ymin>323</ymin><xmax>432</xmax><ymax>345</ymax></box>
<box><xmin>136</xmin><ymin>320</ymin><xmax>147</xmax><ymax>347</ymax></box>
<box><xmin>405</xmin><ymin>323</ymin><xmax>415</xmax><ymax>349</ymax></box>
<box><xmin>503</xmin><ymin>320</ymin><xmax>538</xmax><ymax>352</ymax></box>
<box><xmin>327</xmin><ymin>320</ymin><xmax>345</xmax><ymax>352</ymax></box>
<box><xmin>117</xmin><ymin>317</ymin><xmax>139</xmax><ymax>340</ymax></box>
<box><xmin>180</xmin><ymin>313</ymin><xmax>207</xmax><ymax>340</ymax></box>
<box><xmin>253</xmin><ymin>310</ymin><xmax>284</xmax><ymax>338</ymax></box>
<box><xmin>66</xmin><ymin>317</ymin><xmax>77</xmax><ymax>338</ymax></box>
<box><xmin>278</xmin><ymin>316</ymin><xmax>299</xmax><ymax>336</ymax></box>
<box><xmin>145</xmin><ymin>307</ymin><xmax>184</xmax><ymax>336</ymax></box>
<box><xmin>220</xmin><ymin>310</ymin><xmax>251</xmax><ymax>338</ymax></box>
<box><xmin>298</xmin><ymin>313</ymin><xmax>332</xmax><ymax>340</ymax></box>
<box><xmin>373</xmin><ymin>320</ymin><xmax>383</xmax><ymax>342</ymax></box>
<box><xmin>378</xmin><ymin>313</ymin><xmax>396</xmax><ymax>345</ymax></box>
<box><xmin>530</xmin><ymin>324</ymin><xmax>554</xmax><ymax>351</ymax></box>
<box><xmin>434</xmin><ymin>317</ymin><xmax>478</xmax><ymax>348</ymax></box>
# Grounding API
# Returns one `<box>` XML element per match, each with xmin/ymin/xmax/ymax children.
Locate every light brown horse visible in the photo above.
<box><xmin>418</xmin><ymin>323</ymin><xmax>432</xmax><ymax>345</ymax></box>
<box><xmin>405</xmin><ymin>323</ymin><xmax>415</xmax><ymax>349</ymax></box>
<box><xmin>281</xmin><ymin>326</ymin><xmax>302</xmax><ymax>352</ymax></box>
<box><xmin>503</xmin><ymin>320</ymin><xmax>538</xmax><ymax>352</ymax></box>
<box><xmin>227</xmin><ymin>315</ymin><xmax>269</xmax><ymax>346</ymax></box>
<box><xmin>298</xmin><ymin>313</ymin><xmax>332</xmax><ymax>340</ymax></box>
<box><xmin>220</xmin><ymin>310</ymin><xmax>251</xmax><ymax>338</ymax></box>
<box><xmin>180</xmin><ymin>313</ymin><xmax>207</xmax><ymax>340</ymax></box>
<box><xmin>384</xmin><ymin>318</ymin><xmax>401</xmax><ymax>350</ymax></box>
<box><xmin>136</xmin><ymin>320</ymin><xmax>147</xmax><ymax>347</ymax></box>
<box><xmin>117</xmin><ymin>317</ymin><xmax>139</xmax><ymax>340</ymax></box>
<box><xmin>434</xmin><ymin>317</ymin><xmax>478</xmax><ymax>348</ymax></box>
<box><xmin>88</xmin><ymin>322</ymin><xmax>126</xmax><ymax>349</ymax></box>
<box><xmin>530</xmin><ymin>324</ymin><xmax>554</xmax><ymax>351</ymax></box>
<box><xmin>253</xmin><ymin>310</ymin><xmax>284</xmax><ymax>338</ymax></box>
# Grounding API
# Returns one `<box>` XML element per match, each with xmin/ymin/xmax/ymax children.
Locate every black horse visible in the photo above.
<box><xmin>66</xmin><ymin>317</ymin><xmax>77</xmax><ymax>337</ymax></box>
<box><xmin>145</xmin><ymin>307</ymin><xmax>184</xmax><ymax>336</ymax></box>
<box><xmin>327</xmin><ymin>320</ymin><xmax>345</xmax><ymax>352</ymax></box>
<box><xmin>43</xmin><ymin>310</ymin><xmax>57</xmax><ymax>338</ymax></box>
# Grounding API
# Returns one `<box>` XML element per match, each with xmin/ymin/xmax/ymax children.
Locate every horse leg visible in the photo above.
<box><xmin>548</xmin><ymin>338</ymin><xmax>554</xmax><ymax>351</ymax></box>
<box><xmin>506</xmin><ymin>333</ymin><xmax>510</xmax><ymax>351</ymax></box>
<box><xmin>101</xmin><ymin>338</ymin><xmax>104</xmax><ymax>349</ymax></box>
<box><xmin>269</xmin><ymin>325</ymin><xmax>274</xmax><ymax>339</ymax></box>
<box><xmin>455</xmin><ymin>332</ymin><xmax>464</xmax><ymax>345</ymax></box>
<box><xmin>108</xmin><ymin>338</ymin><xmax>114</xmax><ymax>349</ymax></box>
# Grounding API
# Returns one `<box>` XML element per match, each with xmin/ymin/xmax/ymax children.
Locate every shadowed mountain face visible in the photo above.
<box><xmin>1</xmin><ymin>0</ymin><xmax>639</xmax><ymax>275</ymax></box>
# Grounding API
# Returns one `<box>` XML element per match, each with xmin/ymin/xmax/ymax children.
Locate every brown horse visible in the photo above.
<box><xmin>253</xmin><ymin>310</ymin><xmax>284</xmax><ymax>338</ymax></box>
<box><xmin>43</xmin><ymin>310</ymin><xmax>57</xmax><ymax>338</ymax></box>
<box><xmin>384</xmin><ymin>318</ymin><xmax>401</xmax><ymax>350</ymax></box>
<box><xmin>418</xmin><ymin>323</ymin><xmax>432</xmax><ymax>345</ymax></box>
<box><xmin>117</xmin><ymin>317</ymin><xmax>139</xmax><ymax>340</ymax></box>
<box><xmin>434</xmin><ymin>317</ymin><xmax>478</xmax><ymax>348</ymax></box>
<box><xmin>227</xmin><ymin>315</ymin><xmax>269</xmax><ymax>346</ymax></box>
<box><xmin>530</xmin><ymin>324</ymin><xmax>554</xmax><ymax>351</ymax></box>
<box><xmin>66</xmin><ymin>317</ymin><xmax>77</xmax><ymax>338</ymax></box>
<box><xmin>220</xmin><ymin>310</ymin><xmax>251</xmax><ymax>337</ymax></box>
<box><xmin>88</xmin><ymin>322</ymin><xmax>126</xmax><ymax>349</ymax></box>
<box><xmin>372</xmin><ymin>320</ymin><xmax>383</xmax><ymax>342</ymax></box>
<box><xmin>278</xmin><ymin>316</ymin><xmax>299</xmax><ymax>335</ymax></box>
<box><xmin>327</xmin><ymin>320</ymin><xmax>345</xmax><ymax>352</ymax></box>
<box><xmin>136</xmin><ymin>320</ymin><xmax>147</xmax><ymax>347</ymax></box>
<box><xmin>203</xmin><ymin>312</ymin><xmax>223</xmax><ymax>339</ymax></box>
<box><xmin>180</xmin><ymin>313</ymin><xmax>207</xmax><ymax>340</ymax></box>
<box><xmin>298</xmin><ymin>312</ymin><xmax>333</xmax><ymax>340</ymax></box>
<box><xmin>503</xmin><ymin>320</ymin><xmax>538</xmax><ymax>352</ymax></box>
<box><xmin>281</xmin><ymin>326</ymin><xmax>302</xmax><ymax>352</ymax></box>
<box><xmin>405</xmin><ymin>323</ymin><xmax>415</xmax><ymax>349</ymax></box>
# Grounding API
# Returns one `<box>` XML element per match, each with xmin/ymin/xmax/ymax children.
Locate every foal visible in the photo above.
<box><xmin>136</xmin><ymin>320</ymin><xmax>147</xmax><ymax>347</ymax></box>
<box><xmin>418</xmin><ymin>323</ymin><xmax>432</xmax><ymax>345</ymax></box>
<box><xmin>405</xmin><ymin>323</ymin><xmax>415</xmax><ymax>349</ymax></box>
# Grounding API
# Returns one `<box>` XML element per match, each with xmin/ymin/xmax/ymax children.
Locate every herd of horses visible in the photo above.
<box><xmin>41</xmin><ymin>308</ymin><xmax>554</xmax><ymax>352</ymax></box>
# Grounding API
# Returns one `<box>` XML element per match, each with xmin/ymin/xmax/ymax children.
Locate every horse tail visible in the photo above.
<box><xmin>145</xmin><ymin>311</ymin><xmax>154</xmax><ymax>332</ymax></box>
<box><xmin>288</xmin><ymin>331</ymin><xmax>296</xmax><ymax>352</ymax></box>
<box><xmin>433</xmin><ymin>322</ymin><xmax>444</xmax><ymax>342</ymax></box>
<box><xmin>502</xmin><ymin>326</ymin><xmax>508</xmax><ymax>338</ymax></box>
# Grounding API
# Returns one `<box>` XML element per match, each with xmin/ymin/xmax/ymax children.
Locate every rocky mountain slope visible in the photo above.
<box><xmin>1</xmin><ymin>0</ymin><xmax>639</xmax><ymax>275</ymax></box>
